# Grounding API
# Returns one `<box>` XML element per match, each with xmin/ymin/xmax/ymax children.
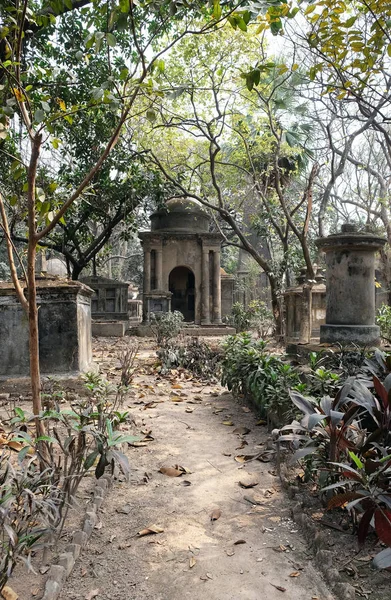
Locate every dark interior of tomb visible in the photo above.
<box><xmin>169</xmin><ymin>266</ymin><xmax>195</xmax><ymax>322</ymax></box>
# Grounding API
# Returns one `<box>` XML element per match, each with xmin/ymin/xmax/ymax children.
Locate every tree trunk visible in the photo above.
<box><xmin>27</xmin><ymin>134</ymin><xmax>45</xmax><ymax>438</ymax></box>
<box><xmin>27</xmin><ymin>242</ymin><xmax>44</xmax><ymax>436</ymax></box>
<box><xmin>71</xmin><ymin>264</ymin><xmax>83</xmax><ymax>280</ymax></box>
<box><xmin>269</xmin><ymin>276</ymin><xmax>283</xmax><ymax>340</ymax></box>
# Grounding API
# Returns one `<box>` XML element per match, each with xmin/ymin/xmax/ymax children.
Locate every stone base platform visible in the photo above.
<box><xmin>0</xmin><ymin>363</ymin><xmax>98</xmax><ymax>396</ymax></box>
<box><xmin>286</xmin><ymin>341</ymin><xmax>382</xmax><ymax>363</ymax></box>
<box><xmin>92</xmin><ymin>321</ymin><xmax>127</xmax><ymax>337</ymax></box>
<box><xmin>132</xmin><ymin>324</ymin><xmax>236</xmax><ymax>337</ymax></box>
<box><xmin>320</xmin><ymin>324</ymin><xmax>380</xmax><ymax>346</ymax></box>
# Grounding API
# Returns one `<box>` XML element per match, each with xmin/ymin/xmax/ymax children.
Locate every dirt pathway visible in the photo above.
<box><xmin>60</xmin><ymin>339</ymin><xmax>334</xmax><ymax>600</ymax></box>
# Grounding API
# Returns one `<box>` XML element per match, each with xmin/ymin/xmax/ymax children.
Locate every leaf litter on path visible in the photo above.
<box><xmin>210</xmin><ymin>508</ymin><xmax>221</xmax><ymax>521</ymax></box>
<box><xmin>137</xmin><ymin>525</ymin><xmax>164</xmax><ymax>537</ymax></box>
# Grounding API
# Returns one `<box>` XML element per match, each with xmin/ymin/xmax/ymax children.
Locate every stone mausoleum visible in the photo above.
<box><xmin>139</xmin><ymin>198</ymin><xmax>234</xmax><ymax>327</ymax></box>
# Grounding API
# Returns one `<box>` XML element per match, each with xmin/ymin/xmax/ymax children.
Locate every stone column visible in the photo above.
<box><xmin>155</xmin><ymin>247</ymin><xmax>163</xmax><ymax>290</ymax></box>
<box><xmin>316</xmin><ymin>223</ymin><xmax>386</xmax><ymax>346</ymax></box>
<box><xmin>143</xmin><ymin>248</ymin><xmax>151</xmax><ymax>293</ymax></box>
<box><xmin>143</xmin><ymin>248</ymin><xmax>151</xmax><ymax>322</ymax></box>
<box><xmin>201</xmin><ymin>248</ymin><xmax>210</xmax><ymax>325</ymax></box>
<box><xmin>213</xmin><ymin>249</ymin><xmax>222</xmax><ymax>324</ymax></box>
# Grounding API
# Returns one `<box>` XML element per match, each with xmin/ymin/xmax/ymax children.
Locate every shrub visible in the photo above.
<box><xmin>227</xmin><ymin>301</ymin><xmax>274</xmax><ymax>337</ymax></box>
<box><xmin>0</xmin><ymin>453</ymin><xmax>61</xmax><ymax>590</ymax></box>
<box><xmin>150</xmin><ymin>310</ymin><xmax>184</xmax><ymax>346</ymax></box>
<box><xmin>157</xmin><ymin>337</ymin><xmax>221</xmax><ymax>381</ymax></box>
<box><xmin>280</xmin><ymin>366</ymin><xmax>391</xmax><ymax>569</ymax></box>
<box><xmin>221</xmin><ymin>333</ymin><xmax>302</xmax><ymax>425</ymax></box>
<box><xmin>377</xmin><ymin>303</ymin><xmax>391</xmax><ymax>344</ymax></box>
<box><xmin>0</xmin><ymin>373</ymin><xmax>140</xmax><ymax>589</ymax></box>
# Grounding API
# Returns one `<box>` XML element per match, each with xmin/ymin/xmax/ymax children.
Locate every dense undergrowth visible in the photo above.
<box><xmin>220</xmin><ymin>331</ymin><xmax>391</xmax><ymax>570</ymax></box>
<box><xmin>0</xmin><ymin>343</ymin><xmax>139</xmax><ymax>591</ymax></box>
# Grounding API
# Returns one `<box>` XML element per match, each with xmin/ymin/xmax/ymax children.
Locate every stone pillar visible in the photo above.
<box><xmin>155</xmin><ymin>247</ymin><xmax>163</xmax><ymax>290</ymax></box>
<box><xmin>213</xmin><ymin>249</ymin><xmax>222</xmax><ymax>323</ymax></box>
<box><xmin>201</xmin><ymin>248</ymin><xmax>210</xmax><ymax>325</ymax></box>
<box><xmin>143</xmin><ymin>248</ymin><xmax>151</xmax><ymax>293</ymax></box>
<box><xmin>316</xmin><ymin>223</ymin><xmax>386</xmax><ymax>346</ymax></box>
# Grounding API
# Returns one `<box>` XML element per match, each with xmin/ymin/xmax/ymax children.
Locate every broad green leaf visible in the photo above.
<box><xmin>34</xmin><ymin>109</ymin><xmax>45</xmax><ymax>123</ymax></box>
<box><xmin>107</xmin><ymin>33</ymin><xmax>117</xmax><ymax>47</ymax></box>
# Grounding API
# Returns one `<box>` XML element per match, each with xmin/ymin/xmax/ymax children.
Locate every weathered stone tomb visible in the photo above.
<box><xmin>139</xmin><ymin>198</ymin><xmax>234</xmax><ymax>326</ymax></box>
<box><xmin>0</xmin><ymin>279</ymin><xmax>94</xmax><ymax>376</ymax></box>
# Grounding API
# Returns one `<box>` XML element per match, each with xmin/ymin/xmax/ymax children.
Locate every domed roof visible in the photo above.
<box><xmin>150</xmin><ymin>197</ymin><xmax>210</xmax><ymax>233</ymax></box>
<box><xmin>164</xmin><ymin>198</ymin><xmax>206</xmax><ymax>215</ymax></box>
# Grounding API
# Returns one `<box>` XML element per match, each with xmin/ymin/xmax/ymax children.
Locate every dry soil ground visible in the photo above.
<box><xmin>56</xmin><ymin>337</ymin><xmax>335</xmax><ymax>600</ymax></box>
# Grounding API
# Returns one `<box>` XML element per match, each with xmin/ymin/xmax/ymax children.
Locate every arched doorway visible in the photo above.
<box><xmin>169</xmin><ymin>266</ymin><xmax>195</xmax><ymax>322</ymax></box>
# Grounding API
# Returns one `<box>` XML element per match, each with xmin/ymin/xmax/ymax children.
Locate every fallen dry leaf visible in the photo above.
<box><xmin>242</xmin><ymin>407</ymin><xmax>251</xmax><ymax>413</ymax></box>
<box><xmin>222</xmin><ymin>421</ymin><xmax>234</xmax><ymax>426</ymax></box>
<box><xmin>174</xmin><ymin>464</ymin><xmax>192</xmax><ymax>474</ymax></box>
<box><xmin>236</xmin><ymin>440</ymin><xmax>249</xmax><ymax>450</ymax></box>
<box><xmin>289</xmin><ymin>572</ymin><xmax>301</xmax><ymax>577</ymax></box>
<box><xmin>39</xmin><ymin>565</ymin><xmax>50</xmax><ymax>575</ymax></box>
<box><xmin>210</xmin><ymin>508</ymin><xmax>221</xmax><ymax>521</ymax></box>
<box><xmin>185</xmin><ymin>408</ymin><xmax>194</xmax><ymax>413</ymax></box>
<box><xmin>170</xmin><ymin>397</ymin><xmax>183</xmax><ymax>402</ymax></box>
<box><xmin>235</xmin><ymin>454</ymin><xmax>258</xmax><ymax>463</ymax></box>
<box><xmin>159</xmin><ymin>467</ymin><xmax>182</xmax><ymax>477</ymax></box>
<box><xmin>270</xmin><ymin>584</ymin><xmax>286</xmax><ymax>592</ymax></box>
<box><xmin>233</xmin><ymin>427</ymin><xmax>251</xmax><ymax>435</ymax></box>
<box><xmin>181</xmin><ymin>480</ymin><xmax>192</xmax><ymax>486</ymax></box>
<box><xmin>171</xmin><ymin>384</ymin><xmax>183</xmax><ymax>389</ymax></box>
<box><xmin>138</xmin><ymin>525</ymin><xmax>164</xmax><ymax>537</ymax></box>
<box><xmin>7</xmin><ymin>441</ymin><xmax>23</xmax><ymax>452</ymax></box>
<box><xmin>200</xmin><ymin>573</ymin><xmax>213</xmax><ymax>580</ymax></box>
<box><xmin>189</xmin><ymin>556</ymin><xmax>196</xmax><ymax>568</ymax></box>
<box><xmin>222</xmin><ymin>452</ymin><xmax>231</xmax><ymax>457</ymax></box>
<box><xmin>239</xmin><ymin>480</ymin><xmax>259</xmax><ymax>489</ymax></box>
<box><xmin>234</xmin><ymin>539</ymin><xmax>246</xmax><ymax>545</ymax></box>
<box><xmin>225</xmin><ymin>549</ymin><xmax>235</xmax><ymax>556</ymax></box>
<box><xmin>256</xmin><ymin>419</ymin><xmax>267</xmax><ymax>426</ymax></box>
<box><xmin>274</xmin><ymin>545</ymin><xmax>287</xmax><ymax>553</ymax></box>
<box><xmin>85</xmin><ymin>591</ymin><xmax>99</xmax><ymax>600</ymax></box>
<box><xmin>1</xmin><ymin>586</ymin><xmax>18</xmax><ymax>600</ymax></box>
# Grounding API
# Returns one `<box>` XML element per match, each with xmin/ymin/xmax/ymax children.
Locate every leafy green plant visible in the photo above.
<box><xmin>281</xmin><ymin>371</ymin><xmax>391</xmax><ymax>568</ymax></box>
<box><xmin>322</xmin><ymin>453</ymin><xmax>391</xmax><ymax>569</ymax></box>
<box><xmin>150</xmin><ymin>311</ymin><xmax>184</xmax><ymax>347</ymax></box>
<box><xmin>227</xmin><ymin>301</ymin><xmax>274</xmax><ymax>336</ymax></box>
<box><xmin>0</xmin><ymin>451</ymin><xmax>61</xmax><ymax>590</ymax></box>
<box><xmin>309</xmin><ymin>367</ymin><xmax>341</xmax><ymax>396</ymax></box>
<box><xmin>377</xmin><ymin>304</ymin><xmax>391</xmax><ymax>344</ymax></box>
<box><xmin>221</xmin><ymin>333</ymin><xmax>301</xmax><ymax>425</ymax></box>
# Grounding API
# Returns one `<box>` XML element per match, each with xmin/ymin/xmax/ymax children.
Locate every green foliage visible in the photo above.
<box><xmin>221</xmin><ymin>333</ymin><xmax>302</xmax><ymax>424</ymax></box>
<box><xmin>0</xmin><ymin>370</ymin><xmax>141</xmax><ymax>587</ymax></box>
<box><xmin>228</xmin><ymin>301</ymin><xmax>274</xmax><ymax>337</ymax></box>
<box><xmin>157</xmin><ymin>337</ymin><xmax>222</xmax><ymax>381</ymax></box>
<box><xmin>150</xmin><ymin>310</ymin><xmax>184</xmax><ymax>347</ymax></box>
<box><xmin>0</xmin><ymin>452</ymin><xmax>62</xmax><ymax>590</ymax></box>
<box><xmin>377</xmin><ymin>304</ymin><xmax>391</xmax><ymax>343</ymax></box>
<box><xmin>281</xmin><ymin>350</ymin><xmax>391</xmax><ymax>569</ymax></box>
